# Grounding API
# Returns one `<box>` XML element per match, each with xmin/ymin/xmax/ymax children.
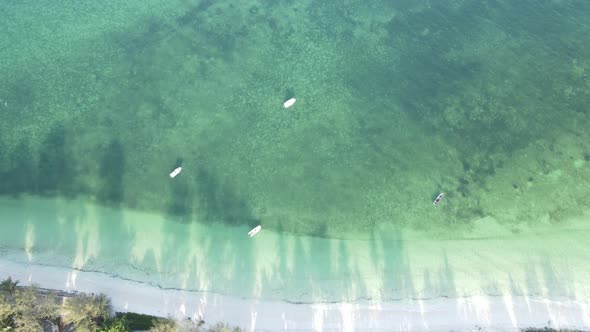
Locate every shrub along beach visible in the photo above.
<box><xmin>0</xmin><ymin>277</ymin><xmax>241</xmax><ymax>332</ymax></box>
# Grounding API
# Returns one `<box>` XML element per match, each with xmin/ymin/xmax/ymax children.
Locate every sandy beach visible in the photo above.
<box><xmin>1</xmin><ymin>258</ymin><xmax>589</xmax><ymax>331</ymax></box>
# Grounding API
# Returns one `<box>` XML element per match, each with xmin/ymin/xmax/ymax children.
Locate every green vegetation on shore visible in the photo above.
<box><xmin>0</xmin><ymin>277</ymin><xmax>241</xmax><ymax>332</ymax></box>
<box><xmin>1</xmin><ymin>277</ymin><xmax>60</xmax><ymax>332</ymax></box>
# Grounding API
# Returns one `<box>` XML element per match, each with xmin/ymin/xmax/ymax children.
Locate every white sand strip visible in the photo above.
<box><xmin>1</xmin><ymin>258</ymin><xmax>589</xmax><ymax>332</ymax></box>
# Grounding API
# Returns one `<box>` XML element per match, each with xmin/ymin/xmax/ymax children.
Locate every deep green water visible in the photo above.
<box><xmin>1</xmin><ymin>0</ymin><xmax>590</xmax><ymax>305</ymax></box>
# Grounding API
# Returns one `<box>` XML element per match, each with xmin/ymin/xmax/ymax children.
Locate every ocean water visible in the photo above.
<box><xmin>1</xmin><ymin>0</ymin><xmax>590</xmax><ymax>307</ymax></box>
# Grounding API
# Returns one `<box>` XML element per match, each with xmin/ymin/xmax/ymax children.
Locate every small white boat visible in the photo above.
<box><xmin>169</xmin><ymin>167</ymin><xmax>182</xmax><ymax>178</ymax></box>
<box><xmin>433</xmin><ymin>193</ymin><xmax>444</xmax><ymax>206</ymax></box>
<box><xmin>283</xmin><ymin>98</ymin><xmax>296</xmax><ymax>108</ymax></box>
<box><xmin>248</xmin><ymin>225</ymin><xmax>262</xmax><ymax>237</ymax></box>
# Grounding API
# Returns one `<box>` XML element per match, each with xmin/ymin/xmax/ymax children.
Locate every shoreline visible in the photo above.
<box><xmin>2</xmin><ymin>258</ymin><xmax>589</xmax><ymax>331</ymax></box>
<box><xmin>1</xmin><ymin>195</ymin><xmax>590</xmax><ymax>331</ymax></box>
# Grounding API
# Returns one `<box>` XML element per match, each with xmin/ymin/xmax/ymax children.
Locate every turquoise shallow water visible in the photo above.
<box><xmin>1</xmin><ymin>0</ymin><xmax>590</xmax><ymax>305</ymax></box>
<box><xmin>1</xmin><ymin>195</ymin><xmax>589</xmax><ymax>304</ymax></box>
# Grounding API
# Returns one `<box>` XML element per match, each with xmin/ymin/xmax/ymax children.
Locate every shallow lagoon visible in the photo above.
<box><xmin>1</xmin><ymin>0</ymin><xmax>590</xmax><ymax>322</ymax></box>
<box><xmin>1</xmin><ymin>196</ymin><xmax>589</xmax><ymax>305</ymax></box>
